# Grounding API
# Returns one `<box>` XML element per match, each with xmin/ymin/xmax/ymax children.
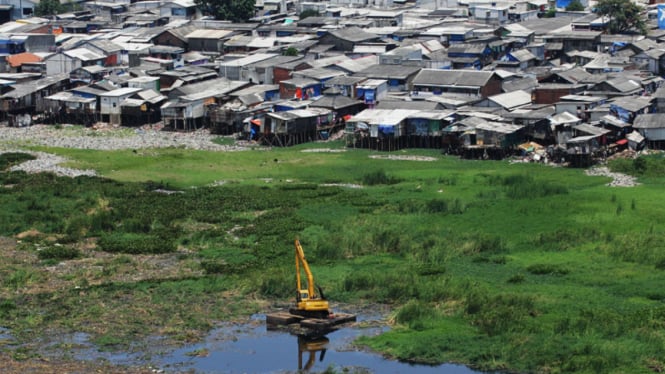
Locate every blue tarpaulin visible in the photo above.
<box><xmin>659</xmin><ymin>4</ymin><xmax>665</xmax><ymax>29</ymax></box>
<box><xmin>556</xmin><ymin>0</ymin><xmax>571</xmax><ymax>8</ymax></box>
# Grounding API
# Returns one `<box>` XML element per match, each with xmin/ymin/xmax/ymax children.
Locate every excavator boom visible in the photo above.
<box><xmin>293</xmin><ymin>239</ymin><xmax>330</xmax><ymax>317</ymax></box>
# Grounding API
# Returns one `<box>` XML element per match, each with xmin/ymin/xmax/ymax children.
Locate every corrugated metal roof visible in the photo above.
<box><xmin>185</xmin><ymin>29</ymin><xmax>234</xmax><ymax>39</ymax></box>
<box><xmin>100</xmin><ymin>87</ymin><xmax>143</xmax><ymax>97</ymax></box>
<box><xmin>64</xmin><ymin>47</ymin><xmax>106</xmax><ymax>61</ymax></box>
<box><xmin>488</xmin><ymin>90</ymin><xmax>532</xmax><ymax>110</ymax></box>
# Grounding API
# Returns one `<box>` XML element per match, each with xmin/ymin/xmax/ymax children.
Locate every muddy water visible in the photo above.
<box><xmin>155</xmin><ymin>314</ymin><xmax>484</xmax><ymax>373</ymax></box>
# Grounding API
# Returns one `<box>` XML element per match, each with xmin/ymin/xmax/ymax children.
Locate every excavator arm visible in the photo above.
<box><xmin>293</xmin><ymin>239</ymin><xmax>330</xmax><ymax>317</ymax></box>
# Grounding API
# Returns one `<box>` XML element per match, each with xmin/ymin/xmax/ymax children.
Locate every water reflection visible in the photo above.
<box><xmin>156</xmin><ymin>314</ymin><xmax>483</xmax><ymax>373</ymax></box>
<box><xmin>297</xmin><ymin>335</ymin><xmax>329</xmax><ymax>371</ymax></box>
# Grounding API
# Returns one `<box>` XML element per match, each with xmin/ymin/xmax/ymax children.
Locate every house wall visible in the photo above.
<box><xmin>154</xmin><ymin>32</ymin><xmax>188</xmax><ymax>50</ymax></box>
<box><xmin>479</xmin><ymin>75</ymin><xmax>502</xmax><ymax>98</ymax></box>
<box><xmin>219</xmin><ymin>65</ymin><xmax>241</xmax><ymax>80</ymax></box>
<box><xmin>45</xmin><ymin>53</ymin><xmax>80</xmax><ymax>75</ymax></box>
<box><xmin>24</xmin><ymin>34</ymin><xmax>55</xmax><ymax>52</ymax></box>
<box><xmin>6</xmin><ymin>0</ymin><xmax>36</xmax><ymax>20</ymax></box>
<box><xmin>189</xmin><ymin>38</ymin><xmax>223</xmax><ymax>53</ymax></box>
<box><xmin>638</xmin><ymin>128</ymin><xmax>665</xmax><ymax>141</ymax></box>
<box><xmin>100</xmin><ymin>96</ymin><xmax>124</xmax><ymax>115</ymax></box>
<box><xmin>534</xmin><ymin>88</ymin><xmax>572</xmax><ymax>105</ymax></box>
<box><xmin>273</xmin><ymin>67</ymin><xmax>293</xmax><ymax>84</ymax></box>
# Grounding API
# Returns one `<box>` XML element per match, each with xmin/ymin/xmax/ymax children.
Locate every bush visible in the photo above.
<box><xmin>259</xmin><ymin>268</ymin><xmax>292</xmax><ymax>298</ymax></box>
<box><xmin>469</xmin><ymin>293</ymin><xmax>537</xmax><ymax>336</ymax></box>
<box><xmin>527</xmin><ymin>263</ymin><xmax>570</xmax><ymax>276</ymax></box>
<box><xmin>98</xmin><ymin>233</ymin><xmax>176</xmax><ymax>254</ymax></box>
<box><xmin>362</xmin><ymin>169</ymin><xmax>402</xmax><ymax>186</ymax></box>
<box><xmin>396</xmin><ymin>300</ymin><xmax>437</xmax><ymax>329</ymax></box>
<box><xmin>37</xmin><ymin>245</ymin><xmax>80</xmax><ymax>261</ymax></box>
<box><xmin>507</xmin><ymin>273</ymin><xmax>525</xmax><ymax>284</ymax></box>
<box><xmin>201</xmin><ymin>260</ymin><xmax>230</xmax><ymax>274</ymax></box>
<box><xmin>0</xmin><ymin>152</ymin><xmax>35</xmax><ymax>170</ymax></box>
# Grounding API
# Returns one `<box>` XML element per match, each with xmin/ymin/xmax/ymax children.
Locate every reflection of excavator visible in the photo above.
<box><xmin>290</xmin><ymin>239</ymin><xmax>331</xmax><ymax>319</ymax></box>
<box><xmin>297</xmin><ymin>335</ymin><xmax>329</xmax><ymax>371</ymax></box>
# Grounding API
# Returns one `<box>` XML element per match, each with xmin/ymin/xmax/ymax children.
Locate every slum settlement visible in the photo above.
<box><xmin>1</xmin><ymin>0</ymin><xmax>665</xmax><ymax>166</ymax></box>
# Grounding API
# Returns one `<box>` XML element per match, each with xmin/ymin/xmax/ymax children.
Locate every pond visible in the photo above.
<box><xmin>154</xmin><ymin>314</ymin><xmax>484</xmax><ymax>373</ymax></box>
<box><xmin>20</xmin><ymin>314</ymin><xmax>486</xmax><ymax>373</ymax></box>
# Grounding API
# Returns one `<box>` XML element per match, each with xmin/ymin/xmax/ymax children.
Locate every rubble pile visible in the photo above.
<box><xmin>0</xmin><ymin>124</ymin><xmax>247</xmax><ymax>152</ymax></box>
<box><xmin>585</xmin><ymin>167</ymin><xmax>640</xmax><ymax>187</ymax></box>
<box><xmin>0</xmin><ymin>124</ymin><xmax>250</xmax><ymax>177</ymax></box>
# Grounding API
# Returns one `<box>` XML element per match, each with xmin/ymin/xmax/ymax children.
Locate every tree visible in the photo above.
<box><xmin>35</xmin><ymin>0</ymin><xmax>63</xmax><ymax>16</ymax></box>
<box><xmin>195</xmin><ymin>0</ymin><xmax>255</xmax><ymax>22</ymax></box>
<box><xmin>565</xmin><ymin>0</ymin><xmax>585</xmax><ymax>11</ymax></box>
<box><xmin>283</xmin><ymin>47</ymin><xmax>298</xmax><ymax>56</ymax></box>
<box><xmin>595</xmin><ymin>0</ymin><xmax>647</xmax><ymax>35</ymax></box>
<box><xmin>299</xmin><ymin>9</ymin><xmax>320</xmax><ymax>19</ymax></box>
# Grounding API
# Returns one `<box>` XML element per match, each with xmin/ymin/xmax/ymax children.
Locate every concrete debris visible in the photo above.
<box><xmin>585</xmin><ymin>167</ymin><xmax>640</xmax><ymax>187</ymax></box>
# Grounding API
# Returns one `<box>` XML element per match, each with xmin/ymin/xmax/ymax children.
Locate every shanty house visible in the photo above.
<box><xmin>219</xmin><ymin>53</ymin><xmax>277</xmax><ymax>81</ymax></box>
<box><xmin>153</xmin><ymin>25</ymin><xmax>197</xmax><ymax>51</ymax></box>
<box><xmin>355</xmin><ymin>64</ymin><xmax>420</xmax><ymax>91</ymax></box>
<box><xmin>43</xmin><ymin>91</ymin><xmax>97</xmax><ymax>126</ymax></box>
<box><xmin>633</xmin><ymin>113</ymin><xmax>665</xmax><ymax>149</ymax></box>
<box><xmin>480</xmin><ymin>90</ymin><xmax>532</xmax><ymax>111</ymax></box>
<box><xmin>411</xmin><ymin>69</ymin><xmax>502</xmax><ymax>97</ymax></box>
<box><xmin>609</xmin><ymin>96</ymin><xmax>653</xmax><ymax>124</ymax></box>
<box><xmin>474</xmin><ymin>122</ymin><xmax>524</xmax><ymax>148</ymax></box>
<box><xmin>405</xmin><ymin>110</ymin><xmax>456</xmax><ymax>148</ymax></box>
<box><xmin>355</xmin><ymin>79</ymin><xmax>387</xmax><ymax>106</ymax></box>
<box><xmin>279</xmin><ymin>77</ymin><xmax>321</xmax><ymax>100</ymax></box>
<box><xmin>447</xmin><ymin>43</ymin><xmax>492</xmax><ymax>69</ymax></box>
<box><xmin>43</xmin><ymin>48</ymin><xmax>106</xmax><ymax>75</ymax></box>
<box><xmin>261</xmin><ymin>108</ymin><xmax>333</xmax><ymax>146</ymax></box>
<box><xmin>324</xmin><ymin>75</ymin><xmax>367</xmax><ymax>98</ymax></box>
<box><xmin>99</xmin><ymin>87</ymin><xmax>143</xmax><ymax>124</ymax></box>
<box><xmin>318</xmin><ymin>27</ymin><xmax>381</xmax><ymax>52</ymax></box>
<box><xmin>81</xmin><ymin>39</ymin><xmax>123</xmax><ymax>66</ymax></box>
<box><xmin>186</xmin><ymin>29</ymin><xmax>234</xmax><ymax>53</ymax></box>
<box><xmin>345</xmin><ymin>108</ymin><xmax>419</xmax><ymax>150</ymax></box>
<box><xmin>69</xmin><ymin>65</ymin><xmax>107</xmax><ymax>85</ymax></box>
<box><xmin>160</xmin><ymin>0</ymin><xmax>198</xmax><ymax>19</ymax></box>
<box><xmin>497</xmin><ymin>49</ymin><xmax>537</xmax><ymax>70</ymax></box>
<box><xmin>0</xmin><ymin>74</ymin><xmax>69</xmax><ymax>119</ymax></box>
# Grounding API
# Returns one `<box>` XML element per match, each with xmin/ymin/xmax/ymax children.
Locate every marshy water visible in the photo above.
<box><xmin>16</xmin><ymin>314</ymin><xmax>484</xmax><ymax>373</ymax></box>
<box><xmin>154</xmin><ymin>314</ymin><xmax>483</xmax><ymax>373</ymax></box>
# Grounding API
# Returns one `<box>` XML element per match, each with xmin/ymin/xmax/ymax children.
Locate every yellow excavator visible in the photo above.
<box><xmin>266</xmin><ymin>239</ymin><xmax>355</xmax><ymax>330</ymax></box>
<box><xmin>290</xmin><ymin>239</ymin><xmax>331</xmax><ymax>319</ymax></box>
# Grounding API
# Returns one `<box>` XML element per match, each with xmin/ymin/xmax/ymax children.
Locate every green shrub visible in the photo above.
<box><xmin>469</xmin><ymin>293</ymin><xmax>537</xmax><ymax>336</ymax></box>
<box><xmin>526</xmin><ymin>263</ymin><xmax>570</xmax><ymax>276</ymax></box>
<box><xmin>200</xmin><ymin>260</ymin><xmax>230</xmax><ymax>274</ymax></box>
<box><xmin>259</xmin><ymin>268</ymin><xmax>292</xmax><ymax>298</ymax></box>
<box><xmin>396</xmin><ymin>300</ymin><xmax>437</xmax><ymax>329</ymax></box>
<box><xmin>362</xmin><ymin>169</ymin><xmax>402</xmax><ymax>185</ymax></box>
<box><xmin>37</xmin><ymin>245</ymin><xmax>80</xmax><ymax>260</ymax></box>
<box><xmin>0</xmin><ymin>152</ymin><xmax>35</xmax><ymax>170</ymax></box>
<box><xmin>507</xmin><ymin>273</ymin><xmax>525</xmax><ymax>284</ymax></box>
<box><xmin>425</xmin><ymin>199</ymin><xmax>447</xmax><ymax>213</ymax></box>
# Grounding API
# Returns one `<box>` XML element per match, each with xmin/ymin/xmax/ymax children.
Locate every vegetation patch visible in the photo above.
<box><xmin>526</xmin><ymin>263</ymin><xmax>570</xmax><ymax>276</ymax></box>
<box><xmin>0</xmin><ymin>146</ymin><xmax>665</xmax><ymax>373</ymax></box>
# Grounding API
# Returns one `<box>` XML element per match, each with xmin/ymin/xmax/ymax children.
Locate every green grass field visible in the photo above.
<box><xmin>1</xmin><ymin>143</ymin><xmax>665</xmax><ymax>373</ymax></box>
